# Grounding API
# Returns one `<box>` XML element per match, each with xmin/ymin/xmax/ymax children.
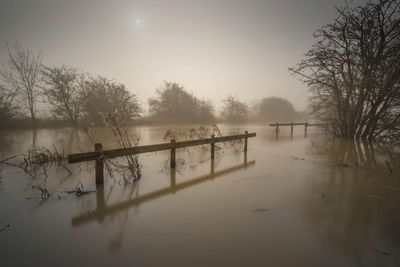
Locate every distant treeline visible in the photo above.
<box><xmin>0</xmin><ymin>42</ymin><xmax>307</xmax><ymax>129</ymax></box>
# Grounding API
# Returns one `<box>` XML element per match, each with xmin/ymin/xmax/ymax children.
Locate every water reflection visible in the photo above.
<box><xmin>2</xmin><ymin>125</ymin><xmax>400</xmax><ymax>266</ymax></box>
<box><xmin>72</xmin><ymin>157</ymin><xmax>255</xmax><ymax>228</ymax></box>
<box><xmin>308</xmin><ymin>137</ymin><xmax>400</xmax><ymax>168</ymax></box>
<box><xmin>70</xmin><ymin>156</ymin><xmax>254</xmax><ymax>252</ymax></box>
<box><xmin>302</xmin><ymin>137</ymin><xmax>400</xmax><ymax>265</ymax></box>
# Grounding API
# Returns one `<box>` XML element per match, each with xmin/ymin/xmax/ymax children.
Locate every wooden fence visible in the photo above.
<box><xmin>269</xmin><ymin>122</ymin><xmax>326</xmax><ymax>137</ymax></box>
<box><xmin>68</xmin><ymin>131</ymin><xmax>256</xmax><ymax>185</ymax></box>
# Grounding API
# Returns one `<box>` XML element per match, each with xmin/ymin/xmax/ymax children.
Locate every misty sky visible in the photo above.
<box><xmin>0</xmin><ymin>0</ymin><xmax>352</xmax><ymax>112</ymax></box>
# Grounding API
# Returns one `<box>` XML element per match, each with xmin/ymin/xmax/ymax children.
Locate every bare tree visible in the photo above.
<box><xmin>220</xmin><ymin>96</ymin><xmax>249</xmax><ymax>122</ymax></box>
<box><xmin>0</xmin><ymin>42</ymin><xmax>42</xmax><ymax>124</ymax></box>
<box><xmin>0</xmin><ymin>83</ymin><xmax>20</xmax><ymax>121</ymax></box>
<box><xmin>81</xmin><ymin>76</ymin><xmax>141</xmax><ymax>125</ymax></box>
<box><xmin>291</xmin><ymin>0</ymin><xmax>400</xmax><ymax>142</ymax></box>
<box><xmin>41</xmin><ymin>65</ymin><xmax>85</xmax><ymax>126</ymax></box>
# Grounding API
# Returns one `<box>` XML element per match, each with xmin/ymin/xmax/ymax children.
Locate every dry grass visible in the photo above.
<box><xmin>161</xmin><ymin>125</ymin><xmax>245</xmax><ymax>171</ymax></box>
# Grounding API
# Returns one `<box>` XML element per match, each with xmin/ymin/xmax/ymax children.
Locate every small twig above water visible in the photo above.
<box><xmin>385</xmin><ymin>160</ymin><xmax>393</xmax><ymax>173</ymax></box>
<box><xmin>320</xmin><ymin>194</ymin><xmax>329</xmax><ymax>203</ymax></box>
<box><xmin>252</xmin><ymin>208</ymin><xmax>269</xmax><ymax>213</ymax></box>
<box><xmin>0</xmin><ymin>155</ymin><xmax>19</xmax><ymax>164</ymax></box>
<box><xmin>335</xmin><ymin>159</ymin><xmax>349</xmax><ymax>167</ymax></box>
<box><xmin>363</xmin><ymin>194</ymin><xmax>385</xmax><ymax>200</ymax></box>
<box><xmin>0</xmin><ymin>222</ymin><xmax>11</xmax><ymax>233</ymax></box>
<box><xmin>372</xmin><ymin>250</ymin><xmax>391</xmax><ymax>257</ymax></box>
<box><xmin>64</xmin><ymin>181</ymin><xmax>94</xmax><ymax>198</ymax></box>
<box><xmin>32</xmin><ymin>184</ymin><xmax>51</xmax><ymax>200</ymax></box>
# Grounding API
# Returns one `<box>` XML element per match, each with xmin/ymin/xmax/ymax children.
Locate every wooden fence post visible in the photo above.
<box><xmin>95</xmin><ymin>184</ymin><xmax>106</xmax><ymax>222</ymax></box>
<box><xmin>304</xmin><ymin>122</ymin><xmax>308</xmax><ymax>135</ymax></box>
<box><xmin>210</xmin><ymin>158</ymin><xmax>215</xmax><ymax>176</ymax></box>
<box><xmin>290</xmin><ymin>122</ymin><xmax>294</xmax><ymax>137</ymax></box>
<box><xmin>276</xmin><ymin>122</ymin><xmax>279</xmax><ymax>135</ymax></box>
<box><xmin>244</xmin><ymin>131</ymin><xmax>248</xmax><ymax>152</ymax></box>
<box><xmin>211</xmin><ymin>135</ymin><xmax>215</xmax><ymax>159</ymax></box>
<box><xmin>170</xmin><ymin>139</ymin><xmax>176</xmax><ymax>168</ymax></box>
<box><xmin>95</xmin><ymin>143</ymin><xmax>104</xmax><ymax>185</ymax></box>
<box><xmin>170</xmin><ymin>168</ymin><xmax>176</xmax><ymax>188</ymax></box>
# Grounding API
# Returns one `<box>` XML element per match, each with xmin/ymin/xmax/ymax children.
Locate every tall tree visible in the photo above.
<box><xmin>0</xmin><ymin>42</ymin><xmax>42</xmax><ymax>124</ymax></box>
<box><xmin>0</xmin><ymin>83</ymin><xmax>20</xmax><ymax>122</ymax></box>
<box><xmin>291</xmin><ymin>0</ymin><xmax>400</xmax><ymax>142</ymax></box>
<box><xmin>81</xmin><ymin>76</ymin><xmax>141</xmax><ymax>125</ymax></box>
<box><xmin>41</xmin><ymin>65</ymin><xmax>85</xmax><ymax>126</ymax></box>
<box><xmin>221</xmin><ymin>96</ymin><xmax>249</xmax><ymax>122</ymax></box>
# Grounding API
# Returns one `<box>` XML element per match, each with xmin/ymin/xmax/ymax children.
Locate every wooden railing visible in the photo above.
<box><xmin>68</xmin><ymin>131</ymin><xmax>256</xmax><ymax>185</ymax></box>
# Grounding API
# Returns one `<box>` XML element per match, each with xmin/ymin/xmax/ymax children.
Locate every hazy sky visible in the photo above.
<box><xmin>0</xmin><ymin>0</ymin><xmax>351</xmax><ymax>112</ymax></box>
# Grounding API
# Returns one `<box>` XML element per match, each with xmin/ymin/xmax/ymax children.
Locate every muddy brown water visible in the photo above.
<box><xmin>0</xmin><ymin>124</ymin><xmax>399</xmax><ymax>266</ymax></box>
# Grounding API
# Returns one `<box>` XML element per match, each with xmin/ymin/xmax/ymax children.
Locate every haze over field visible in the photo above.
<box><xmin>0</xmin><ymin>0</ymin><xmax>351</xmax><ymax>111</ymax></box>
<box><xmin>1</xmin><ymin>1</ymin><xmax>400</xmax><ymax>266</ymax></box>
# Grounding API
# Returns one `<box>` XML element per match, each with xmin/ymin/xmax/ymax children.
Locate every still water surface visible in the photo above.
<box><xmin>0</xmin><ymin>124</ymin><xmax>399</xmax><ymax>266</ymax></box>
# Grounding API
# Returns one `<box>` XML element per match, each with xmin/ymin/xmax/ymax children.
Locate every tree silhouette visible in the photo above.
<box><xmin>255</xmin><ymin>97</ymin><xmax>296</xmax><ymax>122</ymax></box>
<box><xmin>291</xmin><ymin>0</ymin><xmax>400</xmax><ymax>142</ymax></box>
<box><xmin>81</xmin><ymin>76</ymin><xmax>141</xmax><ymax>125</ymax></box>
<box><xmin>0</xmin><ymin>84</ymin><xmax>20</xmax><ymax>122</ymax></box>
<box><xmin>221</xmin><ymin>96</ymin><xmax>249</xmax><ymax>122</ymax></box>
<box><xmin>148</xmin><ymin>82</ymin><xmax>215</xmax><ymax>123</ymax></box>
<box><xmin>41</xmin><ymin>65</ymin><xmax>86</xmax><ymax>126</ymax></box>
<box><xmin>0</xmin><ymin>42</ymin><xmax>42</xmax><ymax>125</ymax></box>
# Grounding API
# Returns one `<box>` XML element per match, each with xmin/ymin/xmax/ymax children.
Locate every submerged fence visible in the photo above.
<box><xmin>269</xmin><ymin>122</ymin><xmax>326</xmax><ymax>137</ymax></box>
<box><xmin>68</xmin><ymin>131</ymin><xmax>256</xmax><ymax>185</ymax></box>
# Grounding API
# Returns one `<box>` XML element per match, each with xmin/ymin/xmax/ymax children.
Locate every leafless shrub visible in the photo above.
<box><xmin>25</xmin><ymin>145</ymin><xmax>71</xmax><ymax>177</ymax></box>
<box><xmin>226</xmin><ymin>128</ymin><xmax>244</xmax><ymax>151</ymax></box>
<box><xmin>0</xmin><ymin>145</ymin><xmax>71</xmax><ymax>180</ymax></box>
<box><xmin>102</xmin><ymin>112</ymin><xmax>142</xmax><ymax>184</ymax></box>
<box><xmin>0</xmin><ymin>146</ymin><xmax>74</xmax><ymax>202</ymax></box>
<box><xmin>162</xmin><ymin>125</ymin><xmax>245</xmax><ymax>169</ymax></box>
<box><xmin>81</xmin><ymin>112</ymin><xmax>142</xmax><ymax>185</ymax></box>
<box><xmin>32</xmin><ymin>184</ymin><xmax>51</xmax><ymax>200</ymax></box>
<box><xmin>164</xmin><ymin>125</ymin><xmax>221</xmax><ymax>142</ymax></box>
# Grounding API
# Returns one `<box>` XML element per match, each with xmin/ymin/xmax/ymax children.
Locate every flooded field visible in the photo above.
<box><xmin>0</xmin><ymin>124</ymin><xmax>399</xmax><ymax>266</ymax></box>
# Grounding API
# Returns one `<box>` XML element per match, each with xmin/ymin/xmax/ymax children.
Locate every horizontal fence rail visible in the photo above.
<box><xmin>268</xmin><ymin>122</ymin><xmax>327</xmax><ymax>138</ymax></box>
<box><xmin>68</xmin><ymin>132</ymin><xmax>256</xmax><ymax>163</ymax></box>
<box><xmin>68</xmin><ymin>131</ymin><xmax>256</xmax><ymax>185</ymax></box>
<box><xmin>268</xmin><ymin>122</ymin><xmax>325</xmax><ymax>127</ymax></box>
